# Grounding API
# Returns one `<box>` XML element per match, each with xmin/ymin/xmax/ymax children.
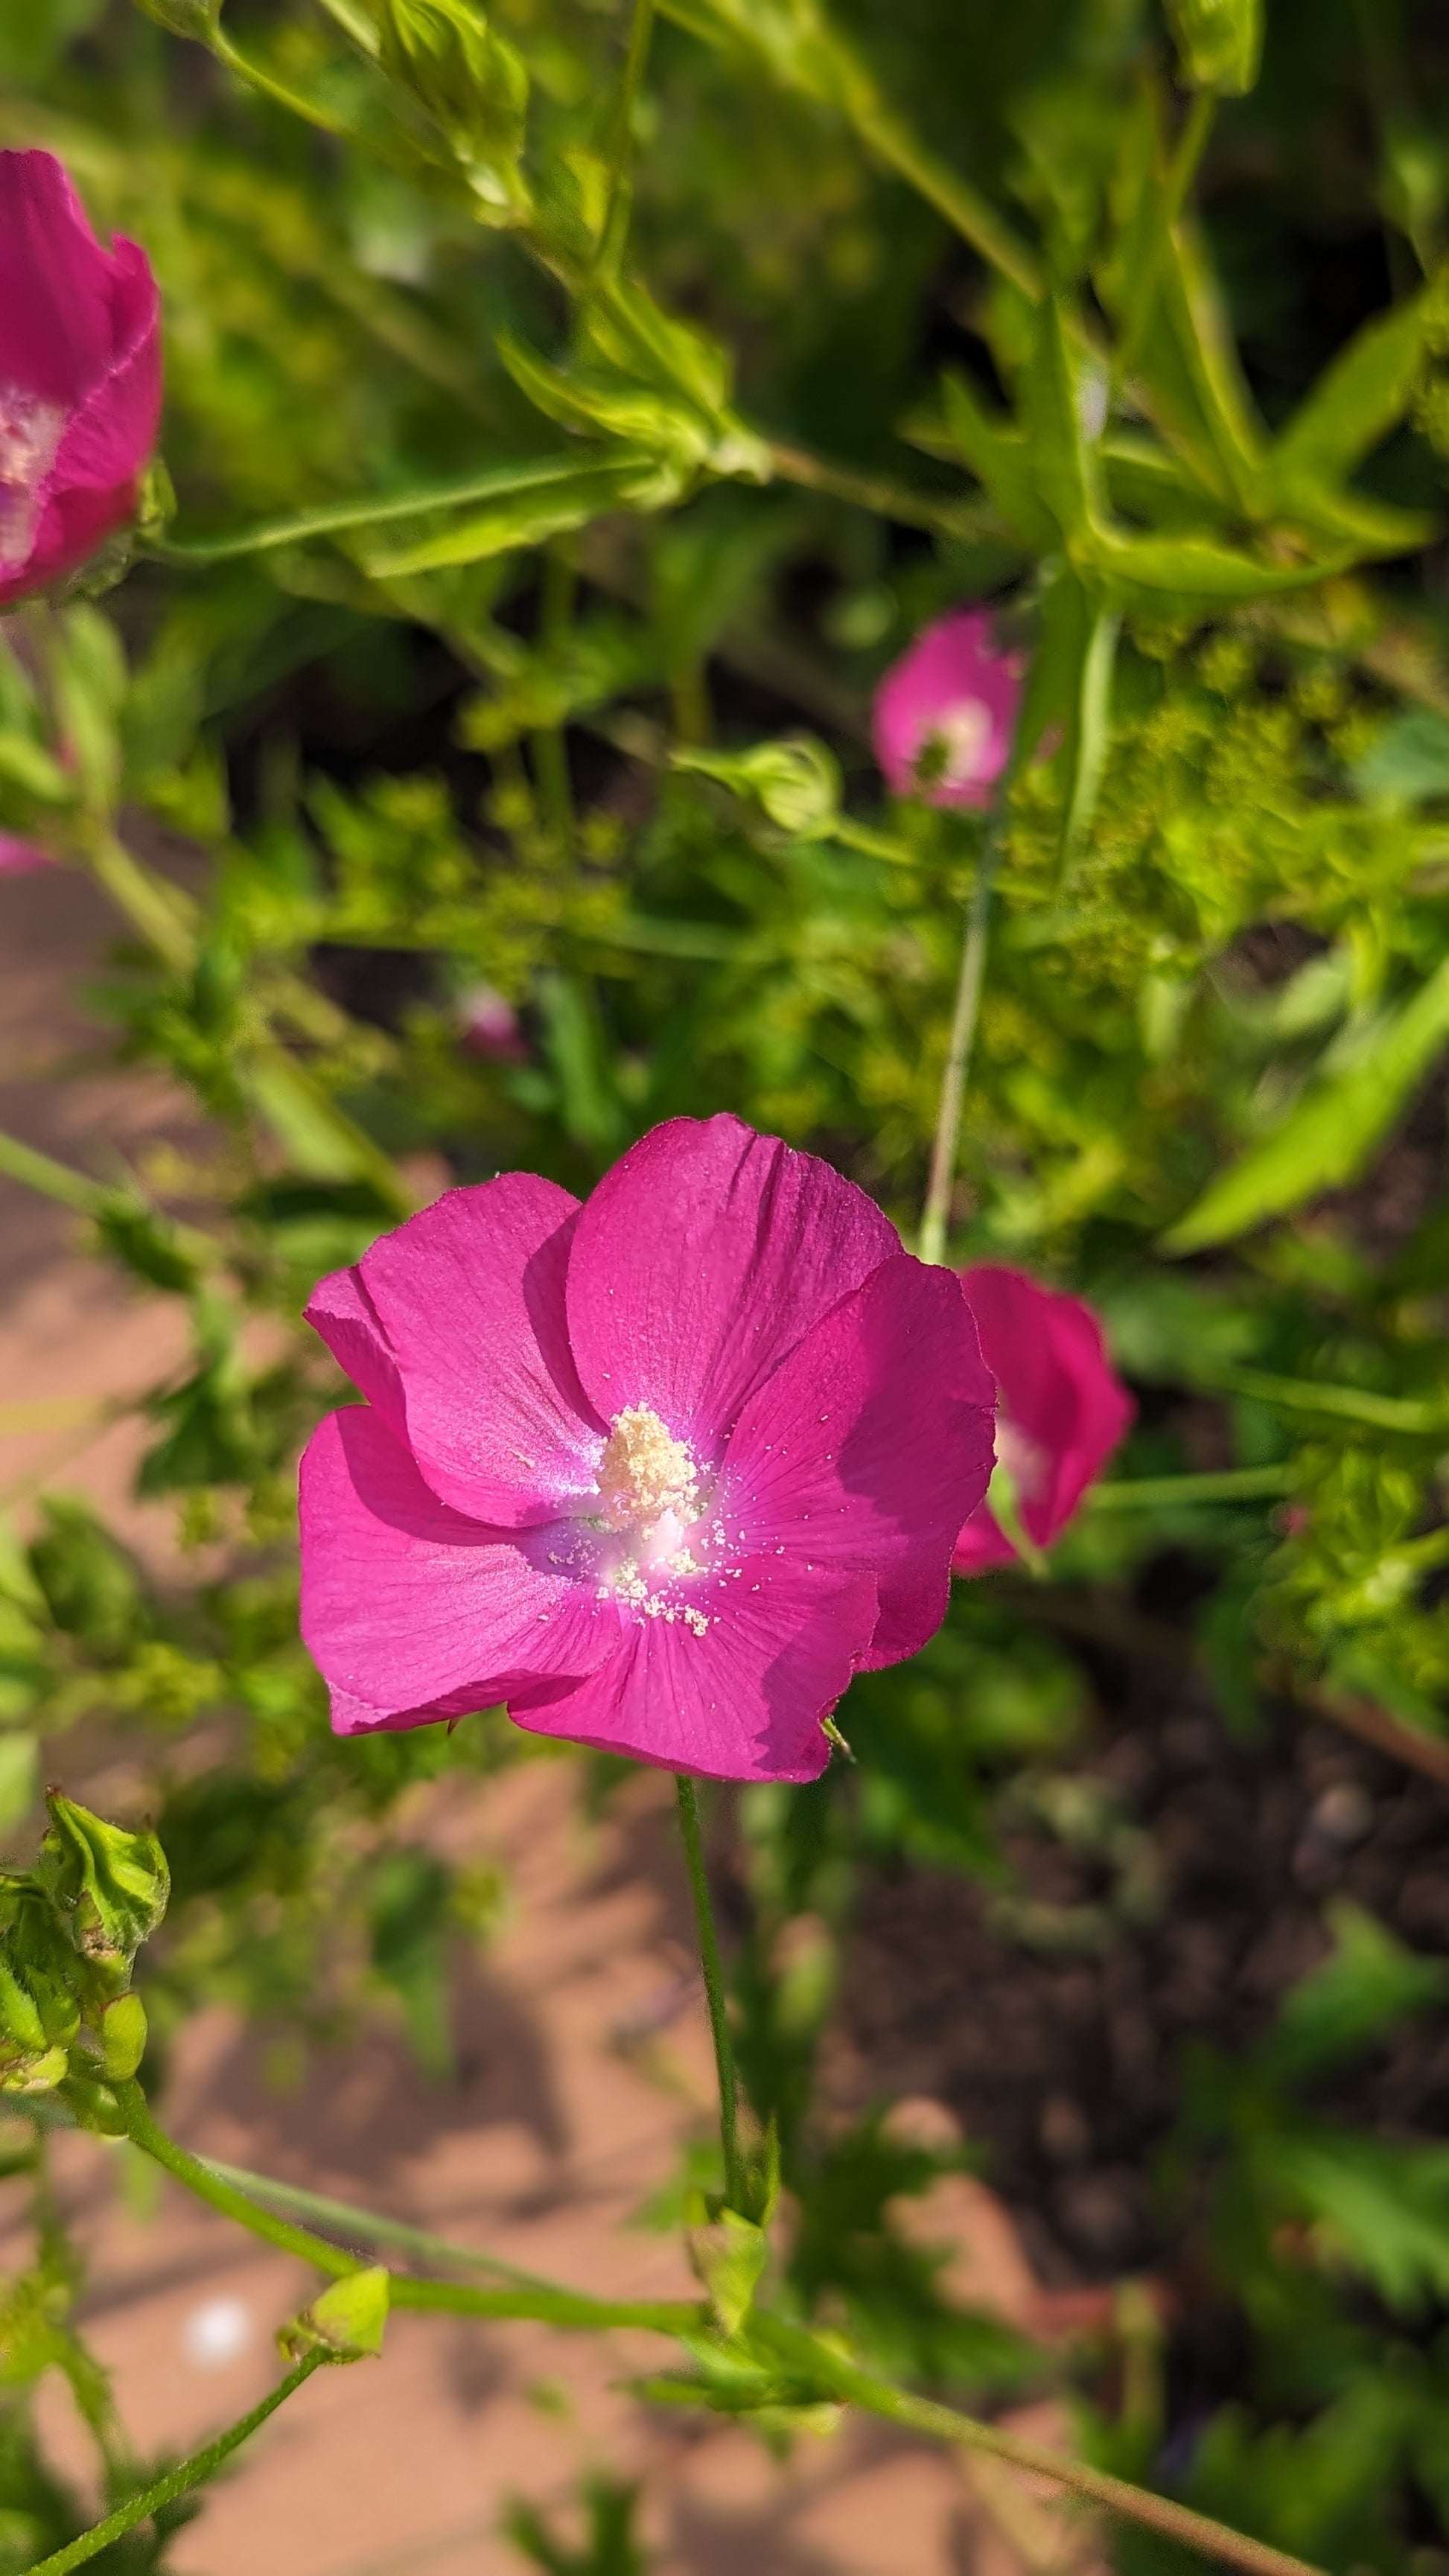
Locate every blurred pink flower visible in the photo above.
<box><xmin>458</xmin><ymin>983</ymin><xmax>526</xmax><ymax>1063</ymax></box>
<box><xmin>952</xmin><ymin>1265</ymin><xmax>1133</xmax><ymax>1575</ymax></box>
<box><xmin>873</xmin><ymin>609</ymin><xmax>1022</xmax><ymax>808</ymax></box>
<box><xmin>0</xmin><ymin>835</ymin><xmax>49</xmax><ymax>873</ymax></box>
<box><xmin>0</xmin><ymin>150</ymin><xmax>162</xmax><ymax>610</ymax></box>
<box><xmin>299</xmin><ymin>1115</ymin><xmax>996</xmax><ymax>1780</ymax></box>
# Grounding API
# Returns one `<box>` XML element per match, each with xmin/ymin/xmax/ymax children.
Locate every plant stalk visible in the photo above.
<box><xmin>751</xmin><ymin>2316</ymin><xmax>1327</xmax><ymax>2576</ymax></box>
<box><xmin>20</xmin><ymin>2355</ymin><xmax>326</xmax><ymax>2576</ymax></box>
<box><xmin>674</xmin><ymin>1774</ymin><xmax>745</xmax><ymax>2212</ymax></box>
<box><xmin>918</xmin><ymin>833</ymin><xmax>998</xmax><ymax>1266</ymax></box>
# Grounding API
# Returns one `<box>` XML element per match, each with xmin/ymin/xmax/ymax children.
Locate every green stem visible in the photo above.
<box><xmin>918</xmin><ymin>832</ymin><xmax>999</xmax><ymax>1266</ymax></box>
<box><xmin>768</xmin><ymin>440</ymin><xmax>999</xmax><ymax>541</ymax></box>
<box><xmin>120</xmin><ymin>2091</ymin><xmax>706</xmax><ymax>2335</ymax></box>
<box><xmin>597</xmin><ymin>0</ymin><xmax>659</xmax><ymax>275</ymax></box>
<box><xmin>151</xmin><ymin>452</ymin><xmax>644</xmax><ymax>566</ymax></box>
<box><xmin>674</xmin><ymin>1776</ymin><xmax>745</xmax><ymax>2213</ymax></box>
<box><xmin>1112</xmin><ymin>89</ymin><xmax>1216</xmax><ymax>396</ymax></box>
<box><xmin>21</xmin><ymin>2356</ymin><xmax>326</xmax><ymax>2576</ymax></box>
<box><xmin>197</xmin><ymin>2158</ymin><xmax>567</xmax><ymax>2290</ymax></box>
<box><xmin>116</xmin><ymin>2082</ymin><xmax>359</xmax><ymax>2276</ymax></box>
<box><xmin>1086</xmin><ymin>1464</ymin><xmax>1293</xmax><ymax>1510</ymax></box>
<box><xmin>533</xmin><ymin>543</ymin><xmax>578</xmax><ymax>857</ymax></box>
<box><xmin>821</xmin><ymin>89</ymin><xmax>1041</xmax><ymax>303</ymax></box>
<box><xmin>751</xmin><ymin>2317</ymin><xmax>1327</xmax><ymax>2576</ymax></box>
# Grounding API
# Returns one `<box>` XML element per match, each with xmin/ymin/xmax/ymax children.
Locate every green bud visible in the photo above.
<box><xmin>279</xmin><ymin>2267</ymin><xmax>390</xmax><ymax>2364</ymax></box>
<box><xmin>1163</xmin><ymin>0</ymin><xmax>1262</xmax><ymax>95</ymax></box>
<box><xmin>100</xmin><ymin>1992</ymin><xmax>149</xmax><ymax>2084</ymax></box>
<box><xmin>687</xmin><ymin>2210</ymin><xmax>769</xmax><ymax>2339</ymax></box>
<box><xmin>35</xmin><ymin>1792</ymin><xmax>170</xmax><ymax>1989</ymax></box>
<box><xmin>672</xmin><ymin>738</ymin><xmax>841</xmax><ymax>838</ymax></box>
<box><xmin>0</xmin><ymin>1885</ymin><xmax>80</xmax><ymax>2094</ymax></box>
<box><xmin>376</xmin><ymin>0</ymin><xmax>529</xmax><ymax>213</ymax></box>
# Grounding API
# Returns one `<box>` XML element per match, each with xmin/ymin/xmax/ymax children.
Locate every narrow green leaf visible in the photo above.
<box><xmin>363</xmin><ymin>462</ymin><xmax>660</xmax><ymax>575</ymax></box>
<box><xmin>157</xmin><ymin>454</ymin><xmax>611</xmax><ymax>565</ymax></box>
<box><xmin>1023</xmin><ymin>296</ymin><xmax>1097</xmax><ymax>542</ymax></box>
<box><xmin>1165</xmin><ymin>954</ymin><xmax>1449</xmax><ymax>1250</ymax></box>
<box><xmin>1270</xmin><ymin>289</ymin><xmax>1433</xmax><ymax>497</ymax></box>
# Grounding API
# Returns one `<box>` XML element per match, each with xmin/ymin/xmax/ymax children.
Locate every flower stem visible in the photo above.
<box><xmin>751</xmin><ymin>2317</ymin><xmax>1327</xmax><ymax>2576</ymax></box>
<box><xmin>20</xmin><ymin>2354</ymin><xmax>327</xmax><ymax>2576</ymax></box>
<box><xmin>674</xmin><ymin>1775</ymin><xmax>745</xmax><ymax>2213</ymax></box>
<box><xmin>596</xmin><ymin>0</ymin><xmax>658</xmax><ymax>276</ymax></box>
<box><xmin>116</xmin><ymin>2085</ymin><xmax>701</xmax><ymax>2331</ymax></box>
<box><xmin>1086</xmin><ymin>1464</ymin><xmax>1293</xmax><ymax>1510</ymax></box>
<box><xmin>918</xmin><ymin>830</ymin><xmax>999</xmax><ymax>1266</ymax></box>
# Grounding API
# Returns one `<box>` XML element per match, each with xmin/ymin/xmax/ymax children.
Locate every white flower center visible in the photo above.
<box><xmin>996</xmin><ymin>1417</ymin><xmax>1048</xmax><ymax>1502</ymax></box>
<box><xmin>917</xmin><ymin>696</ymin><xmax>993</xmax><ymax>789</ymax></box>
<box><xmin>0</xmin><ymin>386</ymin><xmax>66</xmax><ymax>573</ymax></box>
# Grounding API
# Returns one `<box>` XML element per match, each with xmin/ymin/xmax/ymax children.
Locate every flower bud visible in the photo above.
<box><xmin>34</xmin><ymin>1791</ymin><xmax>170</xmax><ymax>1989</ymax></box>
<box><xmin>1163</xmin><ymin>0</ymin><xmax>1262</xmax><ymax>95</ymax></box>
<box><xmin>278</xmin><ymin>2267</ymin><xmax>390</xmax><ymax>2363</ymax></box>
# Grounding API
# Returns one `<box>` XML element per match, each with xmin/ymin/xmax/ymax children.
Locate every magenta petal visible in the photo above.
<box><xmin>299</xmin><ymin>1406</ymin><xmax>620</xmax><ymax>1734</ymax></box>
<box><xmin>721</xmin><ymin>1255</ymin><xmax>996</xmax><ymax>1670</ymax></box>
<box><xmin>305</xmin><ymin>1264</ymin><xmax>407</xmax><ymax>1442</ymax></box>
<box><xmin>564</xmin><ymin>1115</ymin><xmax>898</xmax><ymax>1452</ymax></box>
<box><xmin>0</xmin><ymin>152</ymin><xmax>114</xmax><ymax>401</ymax></box>
<box><xmin>337</xmin><ymin>1175</ymin><xmax>607</xmax><ymax>1525</ymax></box>
<box><xmin>952</xmin><ymin>1265</ymin><xmax>1133</xmax><ymax>1573</ymax></box>
<box><xmin>0</xmin><ymin>159</ymin><xmax>162</xmax><ymax>605</ymax></box>
<box><xmin>510</xmin><ymin>1556</ymin><xmax>878</xmax><ymax>1782</ymax></box>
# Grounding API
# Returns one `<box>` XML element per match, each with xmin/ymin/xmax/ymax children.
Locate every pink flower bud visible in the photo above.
<box><xmin>0</xmin><ymin>151</ymin><xmax>162</xmax><ymax>610</ymax></box>
<box><xmin>872</xmin><ymin>609</ymin><xmax>1022</xmax><ymax>809</ymax></box>
<box><xmin>953</xmin><ymin>1264</ymin><xmax>1133</xmax><ymax>1575</ymax></box>
<box><xmin>457</xmin><ymin>984</ymin><xmax>526</xmax><ymax>1063</ymax></box>
<box><xmin>0</xmin><ymin>834</ymin><xmax>51</xmax><ymax>873</ymax></box>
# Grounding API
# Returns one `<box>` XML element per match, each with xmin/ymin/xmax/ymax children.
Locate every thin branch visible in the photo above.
<box><xmin>752</xmin><ymin>2317</ymin><xmax>1328</xmax><ymax>2576</ymax></box>
<box><xmin>675</xmin><ymin>1776</ymin><xmax>745</xmax><ymax>2212</ymax></box>
<box><xmin>21</xmin><ymin>2355</ymin><xmax>326</xmax><ymax>2576</ymax></box>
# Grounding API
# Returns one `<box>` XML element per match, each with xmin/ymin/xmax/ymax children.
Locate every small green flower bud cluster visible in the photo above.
<box><xmin>0</xmin><ymin>1792</ymin><xmax>168</xmax><ymax>2130</ymax></box>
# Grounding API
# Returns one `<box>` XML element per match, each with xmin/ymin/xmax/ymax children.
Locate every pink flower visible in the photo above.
<box><xmin>0</xmin><ymin>835</ymin><xmax>49</xmax><ymax>873</ymax></box>
<box><xmin>458</xmin><ymin>983</ymin><xmax>526</xmax><ymax>1064</ymax></box>
<box><xmin>873</xmin><ymin>609</ymin><xmax>1022</xmax><ymax>809</ymax></box>
<box><xmin>952</xmin><ymin>1266</ymin><xmax>1133</xmax><ymax>1575</ymax></box>
<box><xmin>0</xmin><ymin>151</ymin><xmax>162</xmax><ymax>610</ymax></box>
<box><xmin>299</xmin><ymin>1115</ymin><xmax>996</xmax><ymax>1781</ymax></box>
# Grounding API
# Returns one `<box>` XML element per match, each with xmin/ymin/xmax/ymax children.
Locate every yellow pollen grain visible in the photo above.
<box><xmin>596</xmin><ymin>1404</ymin><xmax>698</xmax><ymax>1528</ymax></box>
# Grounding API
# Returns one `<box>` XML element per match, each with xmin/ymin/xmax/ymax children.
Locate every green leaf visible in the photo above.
<box><xmin>1268</xmin><ymin>289</ymin><xmax>1434</xmax><ymax>498</ymax></box>
<box><xmin>1352</xmin><ymin>707</ymin><xmax>1449</xmax><ymax>805</ymax></box>
<box><xmin>1022</xmin><ymin>296</ymin><xmax>1098</xmax><ymax>543</ymax></box>
<box><xmin>1266</xmin><ymin>2131</ymin><xmax>1449</xmax><ymax>2312</ymax></box>
<box><xmin>363</xmin><ymin>460</ymin><xmax>661</xmax><ymax>576</ymax></box>
<box><xmin>933</xmin><ymin>372</ymin><xmax>1057</xmax><ymax>550</ymax></box>
<box><xmin>1164</xmin><ymin>954</ymin><xmax>1449</xmax><ymax>1250</ymax></box>
<box><xmin>1261</xmin><ymin>1904</ymin><xmax>1448</xmax><ymax>2088</ymax></box>
<box><xmin>376</xmin><ymin>0</ymin><xmax>529</xmax><ymax>217</ymax></box>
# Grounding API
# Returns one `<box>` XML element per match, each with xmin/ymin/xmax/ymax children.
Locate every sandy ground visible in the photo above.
<box><xmin>0</xmin><ymin>861</ymin><xmax>1092</xmax><ymax>2576</ymax></box>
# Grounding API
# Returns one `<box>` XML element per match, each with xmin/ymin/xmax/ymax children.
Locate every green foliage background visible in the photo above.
<box><xmin>1</xmin><ymin>0</ymin><xmax>1449</xmax><ymax>2563</ymax></box>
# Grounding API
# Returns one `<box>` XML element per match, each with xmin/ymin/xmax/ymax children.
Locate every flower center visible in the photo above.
<box><xmin>595</xmin><ymin>1405</ymin><xmax>700</xmax><ymax>1535</ymax></box>
<box><xmin>996</xmin><ymin>1417</ymin><xmax>1048</xmax><ymax>1503</ymax></box>
<box><xmin>917</xmin><ymin>697</ymin><xmax>992</xmax><ymax>788</ymax></box>
<box><xmin>0</xmin><ymin>386</ymin><xmax>66</xmax><ymax>573</ymax></box>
